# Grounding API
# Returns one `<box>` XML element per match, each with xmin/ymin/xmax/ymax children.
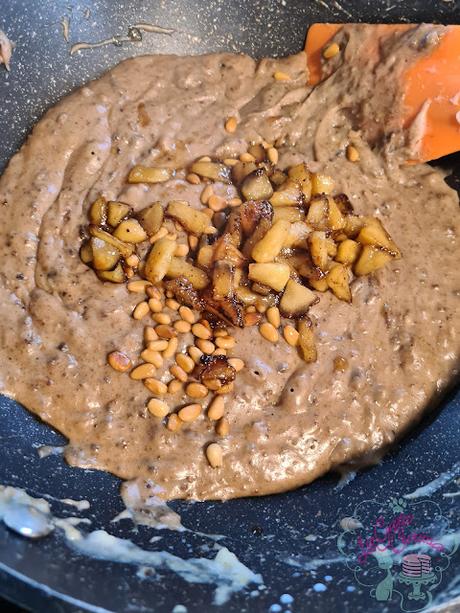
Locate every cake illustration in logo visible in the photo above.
<box><xmin>401</xmin><ymin>554</ymin><xmax>432</xmax><ymax>578</ymax></box>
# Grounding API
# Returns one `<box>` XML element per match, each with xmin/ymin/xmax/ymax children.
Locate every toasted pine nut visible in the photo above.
<box><xmin>216</xmin><ymin>417</ymin><xmax>229</xmax><ymax>437</ymax></box>
<box><xmin>149</xmin><ymin>227</ymin><xmax>169</xmax><ymax>243</ymax></box>
<box><xmin>188</xmin><ymin>235</ymin><xmax>198</xmax><ymax>249</ymax></box>
<box><xmin>204</xmin><ymin>208</ymin><xmax>214</xmax><ymax>219</ymax></box>
<box><xmin>198</xmin><ymin>155</ymin><xmax>211</xmax><ymax>162</ymax></box>
<box><xmin>147</xmin><ymin>339</ymin><xmax>169</xmax><ymax>352</ymax></box>
<box><xmin>346</xmin><ymin>145</ymin><xmax>360</xmax><ymax>162</ymax></box>
<box><xmin>192</xmin><ymin>322</ymin><xmax>212</xmax><ymax>340</ymax></box>
<box><xmin>130</xmin><ymin>363</ymin><xmax>157</xmax><ymax>380</ymax></box>
<box><xmin>107</xmin><ymin>351</ymin><xmax>132</xmax><ymax>372</ymax></box>
<box><xmin>212</xmin><ymin>348</ymin><xmax>227</xmax><ymax>356</ymax></box>
<box><xmin>165</xmin><ymin>298</ymin><xmax>180</xmax><ymax>310</ymax></box>
<box><xmin>267</xmin><ymin>147</ymin><xmax>278</xmax><ymax>164</ymax></box>
<box><xmin>163</xmin><ymin>336</ymin><xmax>179</xmax><ymax>358</ymax></box>
<box><xmin>239</xmin><ymin>152</ymin><xmax>255</xmax><ymax>163</ymax></box>
<box><xmin>179</xmin><ymin>306</ymin><xmax>196</xmax><ymax>324</ymax></box>
<box><xmin>156</xmin><ymin>324</ymin><xmax>177</xmax><ymax>339</ymax></box>
<box><xmin>167</xmin><ymin>413</ymin><xmax>182</xmax><ymax>431</ymax></box>
<box><xmin>283</xmin><ymin>325</ymin><xmax>299</xmax><ymax>346</ymax></box>
<box><xmin>215</xmin><ymin>336</ymin><xmax>235</xmax><ymax>349</ymax></box>
<box><xmin>323</xmin><ymin>42</ymin><xmax>340</xmax><ymax>59</ymax></box>
<box><xmin>201</xmin><ymin>184</ymin><xmax>214</xmax><ymax>205</ymax></box>
<box><xmin>208</xmin><ymin>396</ymin><xmax>225</xmax><ymax>421</ymax></box>
<box><xmin>213</xmin><ymin>329</ymin><xmax>228</xmax><ymax>338</ymax></box>
<box><xmin>216</xmin><ymin>381</ymin><xmax>234</xmax><ymax>395</ymax></box>
<box><xmin>176</xmin><ymin>353</ymin><xmax>195</xmax><ymax>373</ymax></box>
<box><xmin>174</xmin><ymin>243</ymin><xmax>189</xmax><ymax>257</ymax></box>
<box><xmin>133</xmin><ymin>301</ymin><xmax>149</xmax><ymax>320</ymax></box>
<box><xmin>148</xmin><ymin>298</ymin><xmax>163</xmax><ymax>313</ymax></box>
<box><xmin>266</xmin><ymin>306</ymin><xmax>281</xmax><ymax>328</ymax></box>
<box><xmin>144</xmin><ymin>326</ymin><xmax>158</xmax><ymax>342</ymax></box>
<box><xmin>244</xmin><ymin>311</ymin><xmax>262</xmax><ymax>326</ymax></box>
<box><xmin>168</xmin><ymin>379</ymin><xmax>183</xmax><ymax>394</ymax></box>
<box><xmin>186</xmin><ymin>172</ymin><xmax>201</xmax><ymax>184</ymax></box>
<box><xmin>174</xmin><ymin>320</ymin><xmax>192</xmax><ymax>333</ymax></box>
<box><xmin>147</xmin><ymin>398</ymin><xmax>170</xmax><ymax>418</ymax></box>
<box><xmin>125</xmin><ymin>267</ymin><xmax>134</xmax><ymax>279</ymax></box>
<box><xmin>208</xmin><ymin>194</ymin><xmax>227</xmax><ymax>212</ymax></box>
<box><xmin>225</xmin><ymin>116</ymin><xmax>237</xmax><ymax>133</ymax></box>
<box><xmin>224</xmin><ymin>158</ymin><xmax>239</xmax><ymax>166</ymax></box>
<box><xmin>186</xmin><ymin>382</ymin><xmax>208</xmax><ymax>399</ymax></box>
<box><xmin>259</xmin><ymin>321</ymin><xmax>279</xmax><ymax>343</ymax></box>
<box><xmin>153</xmin><ymin>313</ymin><xmax>171</xmax><ymax>325</ymax></box>
<box><xmin>178</xmin><ymin>403</ymin><xmax>201</xmax><ymax>422</ymax></box>
<box><xmin>141</xmin><ymin>349</ymin><xmax>163</xmax><ymax>368</ymax></box>
<box><xmin>246</xmin><ymin>305</ymin><xmax>256</xmax><ymax>313</ymax></box>
<box><xmin>228</xmin><ymin>197</ymin><xmax>242</xmax><ymax>207</ymax></box>
<box><xmin>188</xmin><ymin>345</ymin><xmax>203</xmax><ymax>363</ymax></box>
<box><xmin>256</xmin><ymin>302</ymin><xmax>267</xmax><ymax>313</ymax></box>
<box><xmin>146</xmin><ymin>286</ymin><xmax>162</xmax><ymax>300</ymax></box>
<box><xmin>127</xmin><ymin>280</ymin><xmax>151</xmax><ymax>293</ymax></box>
<box><xmin>200</xmin><ymin>319</ymin><xmax>212</xmax><ymax>332</ymax></box>
<box><xmin>170</xmin><ymin>364</ymin><xmax>187</xmax><ymax>382</ymax></box>
<box><xmin>274</xmin><ymin>70</ymin><xmax>291</xmax><ymax>81</ymax></box>
<box><xmin>206</xmin><ymin>443</ymin><xmax>223</xmax><ymax>467</ymax></box>
<box><xmin>204</xmin><ymin>378</ymin><xmax>223</xmax><ymax>391</ymax></box>
<box><xmin>125</xmin><ymin>254</ymin><xmax>140</xmax><ymax>268</ymax></box>
<box><xmin>196</xmin><ymin>339</ymin><xmax>215</xmax><ymax>354</ymax></box>
<box><xmin>144</xmin><ymin>378</ymin><xmax>168</xmax><ymax>395</ymax></box>
<box><xmin>228</xmin><ymin>357</ymin><xmax>244</xmax><ymax>372</ymax></box>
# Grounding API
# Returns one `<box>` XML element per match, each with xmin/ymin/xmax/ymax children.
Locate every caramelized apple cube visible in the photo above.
<box><xmin>354</xmin><ymin>245</ymin><xmax>393</xmax><ymax>276</ymax></box>
<box><xmin>280</xmin><ymin>279</ymin><xmax>318</xmax><ymax>317</ymax></box>
<box><xmin>327</xmin><ymin>263</ymin><xmax>352</xmax><ymax>302</ymax></box>
<box><xmin>248</xmin><ymin>262</ymin><xmax>290</xmax><ymax>292</ymax></box>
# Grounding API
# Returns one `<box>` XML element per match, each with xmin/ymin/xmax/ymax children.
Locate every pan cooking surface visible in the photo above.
<box><xmin>0</xmin><ymin>1</ymin><xmax>459</xmax><ymax>611</ymax></box>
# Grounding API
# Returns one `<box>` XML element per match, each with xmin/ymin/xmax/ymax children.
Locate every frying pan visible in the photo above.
<box><xmin>0</xmin><ymin>1</ymin><xmax>459</xmax><ymax>611</ymax></box>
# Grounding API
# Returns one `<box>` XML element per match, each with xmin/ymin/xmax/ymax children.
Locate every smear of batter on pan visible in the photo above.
<box><xmin>0</xmin><ymin>485</ymin><xmax>262</xmax><ymax>605</ymax></box>
<box><xmin>70</xmin><ymin>22</ymin><xmax>174</xmax><ymax>55</ymax></box>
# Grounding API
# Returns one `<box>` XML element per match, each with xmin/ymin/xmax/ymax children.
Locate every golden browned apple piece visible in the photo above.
<box><xmin>241</xmin><ymin>169</ymin><xmax>274</xmax><ymax>201</ymax></box>
<box><xmin>113</xmin><ymin>219</ymin><xmax>148</xmax><ymax>243</ymax></box>
<box><xmin>89</xmin><ymin>225</ymin><xmax>134</xmax><ymax>258</ymax></box>
<box><xmin>89</xmin><ymin>196</ymin><xmax>107</xmax><ymax>225</ymax></box>
<box><xmin>128</xmin><ymin>165</ymin><xmax>173</xmax><ymax>184</ymax></box>
<box><xmin>137</xmin><ymin>202</ymin><xmax>164</xmax><ymax>236</ymax></box>
<box><xmin>167</xmin><ymin>200</ymin><xmax>216</xmax><ymax>235</ymax></box>
<box><xmin>280</xmin><ymin>278</ymin><xmax>319</xmax><ymax>317</ymax></box>
<box><xmin>248</xmin><ymin>262</ymin><xmax>290</xmax><ymax>292</ymax></box>
<box><xmin>107</xmin><ymin>201</ymin><xmax>131</xmax><ymax>227</ymax></box>
<box><xmin>327</xmin><ymin>263</ymin><xmax>352</xmax><ymax>302</ymax></box>
<box><xmin>91</xmin><ymin>237</ymin><xmax>120</xmax><ymax>271</ymax></box>
<box><xmin>166</xmin><ymin>257</ymin><xmax>209</xmax><ymax>289</ymax></box>
<box><xmin>144</xmin><ymin>237</ymin><xmax>177</xmax><ymax>283</ymax></box>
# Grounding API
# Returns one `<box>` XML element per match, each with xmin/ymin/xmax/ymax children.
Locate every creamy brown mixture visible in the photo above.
<box><xmin>0</xmin><ymin>25</ymin><xmax>459</xmax><ymax>500</ymax></box>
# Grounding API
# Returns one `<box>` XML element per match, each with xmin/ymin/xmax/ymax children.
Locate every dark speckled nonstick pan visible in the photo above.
<box><xmin>0</xmin><ymin>1</ymin><xmax>459</xmax><ymax>612</ymax></box>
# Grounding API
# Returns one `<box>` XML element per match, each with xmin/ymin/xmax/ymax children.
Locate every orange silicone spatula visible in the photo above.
<box><xmin>305</xmin><ymin>23</ymin><xmax>460</xmax><ymax>162</ymax></box>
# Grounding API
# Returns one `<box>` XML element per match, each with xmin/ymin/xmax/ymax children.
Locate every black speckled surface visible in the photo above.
<box><xmin>0</xmin><ymin>1</ymin><xmax>459</xmax><ymax>612</ymax></box>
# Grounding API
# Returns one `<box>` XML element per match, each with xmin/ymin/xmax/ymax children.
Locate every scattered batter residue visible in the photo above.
<box><xmin>404</xmin><ymin>462</ymin><xmax>460</xmax><ymax>499</ymax></box>
<box><xmin>61</xmin><ymin>16</ymin><xmax>70</xmax><ymax>42</ymax></box>
<box><xmin>70</xmin><ymin>22</ymin><xmax>174</xmax><ymax>56</ymax></box>
<box><xmin>35</xmin><ymin>443</ymin><xmax>65</xmax><ymax>458</ymax></box>
<box><xmin>0</xmin><ymin>484</ymin><xmax>262</xmax><ymax>605</ymax></box>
